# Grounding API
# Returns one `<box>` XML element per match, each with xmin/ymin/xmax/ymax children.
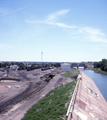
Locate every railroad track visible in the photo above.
<box><xmin>0</xmin><ymin>81</ymin><xmax>48</xmax><ymax>113</ymax></box>
<box><xmin>0</xmin><ymin>72</ymin><xmax>54</xmax><ymax>113</ymax></box>
<box><xmin>18</xmin><ymin>71</ymin><xmax>30</xmax><ymax>81</ymax></box>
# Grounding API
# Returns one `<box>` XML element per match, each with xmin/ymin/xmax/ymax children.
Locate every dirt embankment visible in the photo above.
<box><xmin>0</xmin><ymin>69</ymin><xmax>77</xmax><ymax>120</ymax></box>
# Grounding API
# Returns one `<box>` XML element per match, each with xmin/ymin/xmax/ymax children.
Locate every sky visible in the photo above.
<box><xmin>0</xmin><ymin>0</ymin><xmax>107</xmax><ymax>62</ymax></box>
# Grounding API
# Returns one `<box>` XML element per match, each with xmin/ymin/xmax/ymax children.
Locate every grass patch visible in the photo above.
<box><xmin>63</xmin><ymin>71</ymin><xmax>71</xmax><ymax>78</ymax></box>
<box><xmin>54</xmin><ymin>69</ymin><xmax>64</xmax><ymax>74</ymax></box>
<box><xmin>62</xmin><ymin>69</ymin><xmax>80</xmax><ymax>79</ymax></box>
<box><xmin>89</xmin><ymin>68</ymin><xmax>107</xmax><ymax>75</ymax></box>
<box><xmin>22</xmin><ymin>80</ymin><xmax>77</xmax><ymax>120</ymax></box>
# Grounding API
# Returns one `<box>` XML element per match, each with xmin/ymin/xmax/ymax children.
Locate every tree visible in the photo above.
<box><xmin>11</xmin><ymin>62</ymin><xmax>15</xmax><ymax>65</ymax></box>
<box><xmin>94</xmin><ymin>59</ymin><xmax>107</xmax><ymax>72</ymax></box>
<box><xmin>0</xmin><ymin>63</ymin><xmax>2</xmax><ymax>68</ymax></box>
<box><xmin>84</xmin><ymin>65</ymin><xmax>87</xmax><ymax>69</ymax></box>
<box><xmin>19</xmin><ymin>63</ymin><xmax>24</xmax><ymax>68</ymax></box>
<box><xmin>53</xmin><ymin>63</ymin><xmax>61</xmax><ymax>67</ymax></box>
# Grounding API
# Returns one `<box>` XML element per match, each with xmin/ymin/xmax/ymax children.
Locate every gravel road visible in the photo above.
<box><xmin>0</xmin><ymin>73</ymin><xmax>61</xmax><ymax>120</ymax></box>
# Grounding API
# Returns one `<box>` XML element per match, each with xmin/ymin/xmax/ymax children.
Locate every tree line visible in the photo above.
<box><xmin>0</xmin><ymin>62</ymin><xmax>61</xmax><ymax>68</ymax></box>
<box><xmin>94</xmin><ymin>59</ymin><xmax>107</xmax><ymax>72</ymax></box>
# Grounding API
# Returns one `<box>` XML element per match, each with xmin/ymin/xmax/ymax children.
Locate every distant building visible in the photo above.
<box><xmin>10</xmin><ymin>65</ymin><xmax>19</xmax><ymax>71</ymax></box>
<box><xmin>61</xmin><ymin>63</ymin><xmax>71</xmax><ymax>70</ymax></box>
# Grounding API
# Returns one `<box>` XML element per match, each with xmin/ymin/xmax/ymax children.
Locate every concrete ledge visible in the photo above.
<box><xmin>72</xmin><ymin>72</ymin><xmax>107</xmax><ymax>120</ymax></box>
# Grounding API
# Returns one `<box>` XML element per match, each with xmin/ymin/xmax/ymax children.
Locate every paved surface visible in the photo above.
<box><xmin>70</xmin><ymin>72</ymin><xmax>107</xmax><ymax>120</ymax></box>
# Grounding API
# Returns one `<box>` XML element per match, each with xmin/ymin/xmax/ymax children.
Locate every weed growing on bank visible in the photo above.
<box><xmin>22</xmin><ymin>80</ymin><xmax>77</xmax><ymax>120</ymax></box>
<box><xmin>62</xmin><ymin>69</ymin><xmax>80</xmax><ymax>79</ymax></box>
<box><xmin>90</xmin><ymin>68</ymin><xmax>107</xmax><ymax>75</ymax></box>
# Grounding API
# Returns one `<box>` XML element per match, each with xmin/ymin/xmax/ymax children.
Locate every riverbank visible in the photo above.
<box><xmin>80</xmin><ymin>69</ymin><xmax>107</xmax><ymax>102</ymax></box>
<box><xmin>71</xmin><ymin>71</ymin><xmax>107</xmax><ymax>120</ymax></box>
<box><xmin>22</xmin><ymin>70</ymin><xmax>79</xmax><ymax>120</ymax></box>
<box><xmin>87</xmin><ymin>68</ymin><xmax>107</xmax><ymax>75</ymax></box>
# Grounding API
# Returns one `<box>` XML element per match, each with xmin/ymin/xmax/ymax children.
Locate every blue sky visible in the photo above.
<box><xmin>0</xmin><ymin>0</ymin><xmax>107</xmax><ymax>62</ymax></box>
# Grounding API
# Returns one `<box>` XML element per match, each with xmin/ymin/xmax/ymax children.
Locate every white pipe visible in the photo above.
<box><xmin>66</xmin><ymin>76</ymin><xmax>80</xmax><ymax>116</ymax></box>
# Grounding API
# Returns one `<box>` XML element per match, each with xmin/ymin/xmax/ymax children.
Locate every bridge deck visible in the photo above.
<box><xmin>68</xmin><ymin>71</ymin><xmax>107</xmax><ymax>120</ymax></box>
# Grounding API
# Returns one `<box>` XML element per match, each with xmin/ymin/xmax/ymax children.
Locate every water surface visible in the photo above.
<box><xmin>80</xmin><ymin>69</ymin><xmax>107</xmax><ymax>101</ymax></box>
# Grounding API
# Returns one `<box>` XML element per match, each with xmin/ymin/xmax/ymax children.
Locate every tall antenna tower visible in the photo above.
<box><xmin>41</xmin><ymin>52</ymin><xmax>43</xmax><ymax>68</ymax></box>
<box><xmin>41</xmin><ymin>52</ymin><xmax>43</xmax><ymax>63</ymax></box>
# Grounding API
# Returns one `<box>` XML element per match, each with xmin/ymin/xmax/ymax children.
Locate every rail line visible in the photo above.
<box><xmin>0</xmin><ymin>81</ymin><xmax>48</xmax><ymax>113</ymax></box>
<box><xmin>18</xmin><ymin>71</ymin><xmax>29</xmax><ymax>81</ymax></box>
<box><xmin>0</xmin><ymin>72</ymin><xmax>54</xmax><ymax>113</ymax></box>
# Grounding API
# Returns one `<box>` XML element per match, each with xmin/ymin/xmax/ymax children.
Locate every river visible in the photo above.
<box><xmin>79</xmin><ymin>69</ymin><xmax>107</xmax><ymax>102</ymax></box>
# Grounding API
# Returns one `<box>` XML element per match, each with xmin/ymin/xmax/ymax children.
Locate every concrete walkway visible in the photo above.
<box><xmin>69</xmin><ymin>72</ymin><xmax>107</xmax><ymax>120</ymax></box>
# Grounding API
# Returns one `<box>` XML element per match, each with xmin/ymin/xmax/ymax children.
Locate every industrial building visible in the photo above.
<box><xmin>61</xmin><ymin>63</ymin><xmax>71</xmax><ymax>70</ymax></box>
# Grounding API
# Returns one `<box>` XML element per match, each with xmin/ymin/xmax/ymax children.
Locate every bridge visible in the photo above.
<box><xmin>71</xmin><ymin>63</ymin><xmax>86</xmax><ymax>69</ymax></box>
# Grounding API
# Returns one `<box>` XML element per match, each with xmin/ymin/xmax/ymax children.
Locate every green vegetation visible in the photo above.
<box><xmin>94</xmin><ymin>59</ymin><xmax>107</xmax><ymax>71</ymax></box>
<box><xmin>0</xmin><ymin>62</ymin><xmax>61</xmax><ymax>68</ymax></box>
<box><xmin>22</xmin><ymin>80</ymin><xmax>77</xmax><ymax>120</ymax></box>
<box><xmin>62</xmin><ymin>69</ymin><xmax>80</xmax><ymax>79</ymax></box>
<box><xmin>54</xmin><ymin>69</ymin><xmax>64</xmax><ymax>74</ymax></box>
<box><xmin>63</xmin><ymin>71</ymin><xmax>71</xmax><ymax>78</ymax></box>
<box><xmin>93</xmin><ymin>59</ymin><xmax>107</xmax><ymax>74</ymax></box>
<box><xmin>91</xmin><ymin>68</ymin><xmax>107</xmax><ymax>75</ymax></box>
<box><xmin>22</xmin><ymin>69</ymin><xmax>79</xmax><ymax>120</ymax></box>
<box><xmin>50</xmin><ymin>63</ymin><xmax>61</xmax><ymax>67</ymax></box>
<box><xmin>0</xmin><ymin>63</ymin><xmax>2</xmax><ymax>68</ymax></box>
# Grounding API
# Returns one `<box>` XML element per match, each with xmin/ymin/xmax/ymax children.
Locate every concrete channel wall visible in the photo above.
<box><xmin>67</xmin><ymin>71</ymin><xmax>107</xmax><ymax>120</ymax></box>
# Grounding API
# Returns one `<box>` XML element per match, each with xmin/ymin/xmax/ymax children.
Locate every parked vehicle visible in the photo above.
<box><xmin>41</xmin><ymin>67</ymin><xmax>52</xmax><ymax>71</ymax></box>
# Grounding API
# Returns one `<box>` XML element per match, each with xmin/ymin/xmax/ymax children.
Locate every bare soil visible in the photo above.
<box><xmin>0</xmin><ymin>68</ymin><xmax>73</xmax><ymax>120</ymax></box>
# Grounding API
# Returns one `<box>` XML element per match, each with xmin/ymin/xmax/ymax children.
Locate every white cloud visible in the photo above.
<box><xmin>46</xmin><ymin>9</ymin><xmax>69</xmax><ymax>22</ymax></box>
<box><xmin>45</xmin><ymin>21</ymin><xmax>77</xmax><ymax>29</ymax></box>
<box><xmin>25</xmin><ymin>19</ymin><xmax>37</xmax><ymax>24</ymax></box>
<box><xmin>26</xmin><ymin>9</ymin><xmax>77</xmax><ymax>29</ymax></box>
<box><xmin>55</xmin><ymin>23</ymin><xmax>77</xmax><ymax>29</ymax></box>
<box><xmin>78</xmin><ymin>27</ymin><xmax>107</xmax><ymax>43</ymax></box>
<box><xmin>0</xmin><ymin>7</ymin><xmax>25</xmax><ymax>17</ymax></box>
<box><xmin>25</xmin><ymin>9</ymin><xmax>107</xmax><ymax>44</ymax></box>
<box><xmin>56</xmin><ymin>9</ymin><xmax>69</xmax><ymax>15</ymax></box>
<box><xmin>79</xmin><ymin>27</ymin><xmax>105</xmax><ymax>36</ymax></box>
<box><xmin>45</xmin><ymin>9</ymin><xmax>77</xmax><ymax>29</ymax></box>
<box><xmin>89</xmin><ymin>36</ymin><xmax>107</xmax><ymax>43</ymax></box>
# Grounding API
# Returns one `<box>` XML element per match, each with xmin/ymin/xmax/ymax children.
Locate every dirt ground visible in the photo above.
<box><xmin>0</xmin><ymin>68</ymin><xmax>73</xmax><ymax>120</ymax></box>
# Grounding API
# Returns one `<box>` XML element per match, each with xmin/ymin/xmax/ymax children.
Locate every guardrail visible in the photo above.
<box><xmin>66</xmin><ymin>74</ymin><xmax>81</xmax><ymax>120</ymax></box>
